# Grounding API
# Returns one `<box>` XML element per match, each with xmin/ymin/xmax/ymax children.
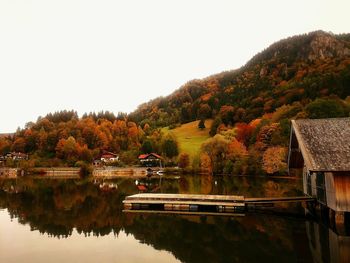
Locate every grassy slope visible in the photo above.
<box><xmin>162</xmin><ymin>119</ymin><xmax>213</xmax><ymax>160</ymax></box>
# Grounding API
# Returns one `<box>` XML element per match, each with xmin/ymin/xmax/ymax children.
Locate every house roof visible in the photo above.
<box><xmin>291</xmin><ymin>118</ymin><xmax>350</xmax><ymax>172</ymax></box>
<box><xmin>101</xmin><ymin>151</ymin><xmax>118</xmax><ymax>157</ymax></box>
<box><xmin>101</xmin><ymin>154</ymin><xmax>117</xmax><ymax>158</ymax></box>
<box><xmin>138</xmin><ymin>153</ymin><xmax>162</xmax><ymax>160</ymax></box>
<box><xmin>138</xmin><ymin>154</ymin><xmax>149</xmax><ymax>159</ymax></box>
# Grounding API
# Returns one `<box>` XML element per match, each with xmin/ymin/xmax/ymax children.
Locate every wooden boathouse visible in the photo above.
<box><xmin>288</xmin><ymin>118</ymin><xmax>350</xmax><ymax>228</ymax></box>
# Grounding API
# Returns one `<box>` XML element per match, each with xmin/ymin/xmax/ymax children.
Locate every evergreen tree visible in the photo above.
<box><xmin>198</xmin><ymin>119</ymin><xmax>205</xmax><ymax>130</ymax></box>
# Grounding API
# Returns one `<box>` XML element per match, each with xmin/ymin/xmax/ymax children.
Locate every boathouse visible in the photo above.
<box><xmin>138</xmin><ymin>153</ymin><xmax>163</xmax><ymax>167</ymax></box>
<box><xmin>288</xmin><ymin>118</ymin><xmax>350</xmax><ymax>224</ymax></box>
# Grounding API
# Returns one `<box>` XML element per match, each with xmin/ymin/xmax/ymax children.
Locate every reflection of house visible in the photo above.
<box><xmin>0</xmin><ymin>155</ymin><xmax>5</xmax><ymax>166</ymax></box>
<box><xmin>288</xmin><ymin>118</ymin><xmax>350</xmax><ymax>224</ymax></box>
<box><xmin>5</xmin><ymin>152</ymin><xmax>28</xmax><ymax>161</ymax></box>
<box><xmin>138</xmin><ymin>153</ymin><xmax>163</xmax><ymax>167</ymax></box>
<box><xmin>0</xmin><ymin>168</ymin><xmax>18</xmax><ymax>177</ymax></box>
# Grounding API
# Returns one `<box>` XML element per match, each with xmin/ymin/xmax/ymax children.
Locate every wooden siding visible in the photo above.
<box><xmin>326</xmin><ymin>172</ymin><xmax>350</xmax><ymax>212</ymax></box>
<box><xmin>334</xmin><ymin>173</ymin><xmax>350</xmax><ymax>212</ymax></box>
<box><xmin>288</xmin><ymin>130</ymin><xmax>304</xmax><ymax>169</ymax></box>
<box><xmin>326</xmin><ymin>172</ymin><xmax>336</xmax><ymax>211</ymax></box>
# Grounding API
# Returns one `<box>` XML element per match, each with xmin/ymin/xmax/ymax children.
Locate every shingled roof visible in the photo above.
<box><xmin>291</xmin><ymin>118</ymin><xmax>350</xmax><ymax>171</ymax></box>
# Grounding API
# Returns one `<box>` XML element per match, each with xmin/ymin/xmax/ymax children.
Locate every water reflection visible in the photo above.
<box><xmin>0</xmin><ymin>176</ymin><xmax>348</xmax><ymax>263</ymax></box>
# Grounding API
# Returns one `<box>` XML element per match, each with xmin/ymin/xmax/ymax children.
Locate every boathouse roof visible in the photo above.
<box><xmin>138</xmin><ymin>153</ymin><xmax>162</xmax><ymax>160</ymax></box>
<box><xmin>290</xmin><ymin>118</ymin><xmax>350</xmax><ymax>172</ymax></box>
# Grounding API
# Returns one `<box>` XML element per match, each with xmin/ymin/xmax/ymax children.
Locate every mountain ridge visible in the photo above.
<box><xmin>129</xmin><ymin>30</ymin><xmax>350</xmax><ymax>127</ymax></box>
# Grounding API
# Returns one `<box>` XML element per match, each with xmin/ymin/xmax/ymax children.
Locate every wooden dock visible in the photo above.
<box><xmin>123</xmin><ymin>193</ymin><xmax>315</xmax><ymax>215</ymax></box>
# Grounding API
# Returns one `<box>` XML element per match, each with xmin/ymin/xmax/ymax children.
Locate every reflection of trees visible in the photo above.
<box><xmin>0</xmin><ymin>177</ymin><xmax>310</xmax><ymax>263</ymax></box>
<box><xmin>124</xmin><ymin>214</ymin><xmax>309</xmax><ymax>263</ymax></box>
<box><xmin>0</xmin><ymin>178</ymin><xmax>130</xmax><ymax>238</ymax></box>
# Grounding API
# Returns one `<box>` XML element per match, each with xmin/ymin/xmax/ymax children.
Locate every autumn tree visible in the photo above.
<box><xmin>262</xmin><ymin>146</ymin><xmax>287</xmax><ymax>174</ymax></box>
<box><xmin>0</xmin><ymin>138</ymin><xmax>11</xmax><ymax>155</ymax></box>
<box><xmin>219</xmin><ymin>105</ymin><xmax>235</xmax><ymax>125</ymax></box>
<box><xmin>235</xmin><ymin>122</ymin><xmax>254</xmax><ymax>146</ymax></box>
<box><xmin>200</xmin><ymin>153</ymin><xmax>212</xmax><ymax>174</ymax></box>
<box><xmin>197</xmin><ymin>103</ymin><xmax>211</xmax><ymax>119</ymax></box>
<box><xmin>201</xmin><ymin>134</ymin><xmax>229</xmax><ymax>173</ymax></box>
<box><xmin>178</xmin><ymin>153</ymin><xmax>190</xmax><ymax>169</ymax></box>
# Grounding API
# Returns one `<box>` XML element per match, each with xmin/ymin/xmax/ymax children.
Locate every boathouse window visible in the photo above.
<box><xmin>316</xmin><ymin>172</ymin><xmax>326</xmax><ymax>205</ymax></box>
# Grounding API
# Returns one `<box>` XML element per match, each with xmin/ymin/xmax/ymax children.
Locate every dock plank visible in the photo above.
<box><xmin>245</xmin><ymin>196</ymin><xmax>315</xmax><ymax>203</ymax></box>
<box><xmin>125</xmin><ymin>193</ymin><xmax>244</xmax><ymax>202</ymax></box>
<box><xmin>123</xmin><ymin>199</ymin><xmax>245</xmax><ymax>207</ymax></box>
<box><xmin>123</xmin><ymin>209</ymin><xmax>245</xmax><ymax>217</ymax></box>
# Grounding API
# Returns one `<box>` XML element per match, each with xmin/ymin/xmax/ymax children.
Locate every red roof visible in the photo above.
<box><xmin>138</xmin><ymin>153</ymin><xmax>162</xmax><ymax>159</ymax></box>
<box><xmin>101</xmin><ymin>151</ymin><xmax>117</xmax><ymax>157</ymax></box>
<box><xmin>138</xmin><ymin>154</ymin><xmax>149</xmax><ymax>159</ymax></box>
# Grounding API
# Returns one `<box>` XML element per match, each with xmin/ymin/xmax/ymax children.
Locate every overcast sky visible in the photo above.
<box><xmin>0</xmin><ymin>0</ymin><xmax>349</xmax><ymax>132</ymax></box>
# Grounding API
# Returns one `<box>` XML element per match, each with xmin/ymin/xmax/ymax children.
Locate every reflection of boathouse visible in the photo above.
<box><xmin>288</xmin><ymin>118</ymin><xmax>350</xmax><ymax>226</ymax></box>
<box><xmin>306</xmin><ymin>221</ymin><xmax>350</xmax><ymax>263</ymax></box>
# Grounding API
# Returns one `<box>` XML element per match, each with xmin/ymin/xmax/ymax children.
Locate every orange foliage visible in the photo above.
<box><xmin>235</xmin><ymin>122</ymin><xmax>254</xmax><ymax>146</ymax></box>
<box><xmin>262</xmin><ymin>146</ymin><xmax>287</xmax><ymax>174</ymax></box>
<box><xmin>227</xmin><ymin>138</ymin><xmax>248</xmax><ymax>160</ymax></box>
<box><xmin>200</xmin><ymin>153</ymin><xmax>212</xmax><ymax>173</ymax></box>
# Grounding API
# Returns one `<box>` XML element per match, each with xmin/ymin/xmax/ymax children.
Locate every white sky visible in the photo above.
<box><xmin>0</xmin><ymin>0</ymin><xmax>349</xmax><ymax>132</ymax></box>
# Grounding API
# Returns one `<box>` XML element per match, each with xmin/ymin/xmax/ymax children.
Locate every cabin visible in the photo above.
<box><xmin>138</xmin><ymin>153</ymin><xmax>163</xmax><ymax>167</ymax></box>
<box><xmin>5</xmin><ymin>152</ymin><xmax>28</xmax><ymax>161</ymax></box>
<box><xmin>288</xmin><ymin>118</ymin><xmax>350</xmax><ymax>227</ymax></box>
<box><xmin>100</xmin><ymin>151</ymin><xmax>119</xmax><ymax>163</ymax></box>
<box><xmin>93</xmin><ymin>151</ymin><xmax>119</xmax><ymax>166</ymax></box>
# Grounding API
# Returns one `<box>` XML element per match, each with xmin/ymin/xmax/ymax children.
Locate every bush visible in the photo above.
<box><xmin>75</xmin><ymin>161</ymin><xmax>92</xmax><ymax>178</ymax></box>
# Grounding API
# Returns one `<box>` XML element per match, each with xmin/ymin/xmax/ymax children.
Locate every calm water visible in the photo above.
<box><xmin>0</xmin><ymin>175</ymin><xmax>348</xmax><ymax>263</ymax></box>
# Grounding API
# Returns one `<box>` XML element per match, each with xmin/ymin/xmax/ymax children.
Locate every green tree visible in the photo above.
<box><xmin>141</xmin><ymin>140</ymin><xmax>153</xmax><ymax>154</ymax></box>
<box><xmin>306</xmin><ymin>98</ymin><xmax>346</xmax><ymax>119</ymax></box>
<box><xmin>198</xmin><ymin>119</ymin><xmax>205</xmax><ymax>130</ymax></box>
<box><xmin>161</xmin><ymin>135</ymin><xmax>179</xmax><ymax>159</ymax></box>
<box><xmin>209</xmin><ymin>117</ymin><xmax>222</xmax><ymax>137</ymax></box>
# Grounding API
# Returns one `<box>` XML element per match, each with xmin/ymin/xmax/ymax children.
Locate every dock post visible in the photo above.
<box><xmin>329</xmin><ymin>209</ymin><xmax>335</xmax><ymax>229</ymax></box>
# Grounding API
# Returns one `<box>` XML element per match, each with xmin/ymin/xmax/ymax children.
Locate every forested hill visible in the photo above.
<box><xmin>129</xmin><ymin>31</ymin><xmax>350</xmax><ymax>127</ymax></box>
<box><xmin>1</xmin><ymin>31</ymin><xmax>350</xmax><ymax>175</ymax></box>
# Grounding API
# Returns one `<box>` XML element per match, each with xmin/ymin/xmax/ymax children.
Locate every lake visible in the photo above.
<box><xmin>0</xmin><ymin>175</ymin><xmax>348</xmax><ymax>263</ymax></box>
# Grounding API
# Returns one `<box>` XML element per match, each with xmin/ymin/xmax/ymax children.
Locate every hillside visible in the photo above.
<box><xmin>1</xmin><ymin>30</ymin><xmax>350</xmax><ymax>175</ymax></box>
<box><xmin>162</xmin><ymin>119</ymin><xmax>213</xmax><ymax>161</ymax></box>
<box><xmin>129</xmin><ymin>31</ymin><xmax>350</xmax><ymax>127</ymax></box>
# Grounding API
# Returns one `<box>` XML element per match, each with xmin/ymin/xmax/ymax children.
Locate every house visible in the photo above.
<box><xmin>93</xmin><ymin>151</ymin><xmax>119</xmax><ymax>166</ymax></box>
<box><xmin>100</xmin><ymin>151</ymin><xmax>119</xmax><ymax>163</ymax></box>
<box><xmin>5</xmin><ymin>152</ymin><xmax>28</xmax><ymax>161</ymax></box>
<box><xmin>288</xmin><ymin>118</ymin><xmax>350</xmax><ymax>227</ymax></box>
<box><xmin>138</xmin><ymin>153</ymin><xmax>163</xmax><ymax>167</ymax></box>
